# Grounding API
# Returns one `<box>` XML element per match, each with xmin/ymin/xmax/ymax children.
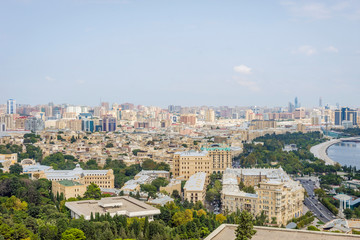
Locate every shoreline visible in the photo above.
<box><xmin>310</xmin><ymin>137</ymin><xmax>360</xmax><ymax>166</ymax></box>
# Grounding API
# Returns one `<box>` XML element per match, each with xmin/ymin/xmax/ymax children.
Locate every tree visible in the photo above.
<box><xmin>235</xmin><ymin>210</ymin><xmax>257</xmax><ymax>240</ymax></box>
<box><xmin>105</xmin><ymin>143</ymin><xmax>114</xmax><ymax>148</ymax></box>
<box><xmin>70</xmin><ymin>136</ymin><xmax>77</xmax><ymax>143</ymax></box>
<box><xmin>9</xmin><ymin>163</ymin><xmax>23</xmax><ymax>175</ymax></box>
<box><xmin>344</xmin><ymin>209</ymin><xmax>353</xmax><ymax>219</ymax></box>
<box><xmin>132</xmin><ymin>149</ymin><xmax>141</xmax><ymax>156</ymax></box>
<box><xmin>314</xmin><ymin>188</ymin><xmax>326</xmax><ymax>199</ymax></box>
<box><xmin>84</xmin><ymin>183</ymin><xmax>102</xmax><ymax>199</ymax></box>
<box><xmin>61</xmin><ymin>228</ymin><xmax>86</xmax><ymax>240</ymax></box>
<box><xmin>143</xmin><ymin>216</ymin><xmax>149</xmax><ymax>239</ymax></box>
<box><xmin>216</xmin><ymin>214</ymin><xmax>226</xmax><ymax>224</ymax></box>
<box><xmin>171</xmin><ymin>190</ymin><xmax>181</xmax><ymax>199</ymax></box>
<box><xmin>151</xmin><ymin>177</ymin><xmax>169</xmax><ymax>191</ymax></box>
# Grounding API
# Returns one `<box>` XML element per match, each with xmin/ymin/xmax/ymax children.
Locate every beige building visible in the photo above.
<box><xmin>205</xmin><ymin>224</ymin><xmax>359</xmax><ymax>240</ymax></box>
<box><xmin>183</xmin><ymin>172</ymin><xmax>207</xmax><ymax>203</ymax></box>
<box><xmin>205</xmin><ymin>109</ymin><xmax>215</xmax><ymax>123</ymax></box>
<box><xmin>0</xmin><ymin>153</ymin><xmax>17</xmax><ymax>171</ymax></box>
<box><xmin>222</xmin><ymin>168</ymin><xmax>304</xmax><ymax>226</ymax></box>
<box><xmin>65</xmin><ymin>196</ymin><xmax>161</xmax><ymax>221</ymax></box>
<box><xmin>160</xmin><ymin>178</ymin><xmax>182</xmax><ymax>195</ymax></box>
<box><xmin>172</xmin><ymin>150</ymin><xmax>212</xmax><ymax>180</ymax></box>
<box><xmin>24</xmin><ymin>164</ymin><xmax>115</xmax><ymax>189</ymax></box>
<box><xmin>249</xmin><ymin>120</ymin><xmax>276</xmax><ymax>130</ymax></box>
<box><xmin>172</xmin><ymin>146</ymin><xmax>233</xmax><ymax>180</ymax></box>
<box><xmin>201</xmin><ymin>145</ymin><xmax>233</xmax><ymax>174</ymax></box>
<box><xmin>52</xmin><ymin>180</ymin><xmax>87</xmax><ymax>199</ymax></box>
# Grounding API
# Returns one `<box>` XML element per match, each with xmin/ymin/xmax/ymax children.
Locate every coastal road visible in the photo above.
<box><xmin>310</xmin><ymin>137</ymin><xmax>360</xmax><ymax>165</ymax></box>
<box><xmin>310</xmin><ymin>140</ymin><xmax>339</xmax><ymax>165</ymax></box>
<box><xmin>297</xmin><ymin>178</ymin><xmax>337</xmax><ymax>223</ymax></box>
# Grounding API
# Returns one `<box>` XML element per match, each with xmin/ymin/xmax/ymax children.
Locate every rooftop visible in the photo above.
<box><xmin>184</xmin><ymin>172</ymin><xmax>207</xmax><ymax>191</ymax></box>
<box><xmin>205</xmin><ymin>224</ymin><xmax>360</xmax><ymax>240</ymax></box>
<box><xmin>65</xmin><ymin>196</ymin><xmax>160</xmax><ymax>219</ymax></box>
<box><xmin>58</xmin><ymin>180</ymin><xmax>83</xmax><ymax>187</ymax></box>
<box><xmin>175</xmin><ymin>150</ymin><xmax>208</xmax><ymax>157</ymax></box>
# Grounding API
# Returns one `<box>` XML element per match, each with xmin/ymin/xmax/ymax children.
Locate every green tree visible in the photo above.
<box><xmin>70</xmin><ymin>136</ymin><xmax>77</xmax><ymax>143</ymax></box>
<box><xmin>84</xmin><ymin>183</ymin><xmax>102</xmax><ymax>199</ymax></box>
<box><xmin>39</xmin><ymin>225</ymin><xmax>58</xmax><ymax>240</ymax></box>
<box><xmin>105</xmin><ymin>143</ymin><xmax>114</xmax><ymax>148</ymax></box>
<box><xmin>9</xmin><ymin>163</ymin><xmax>23</xmax><ymax>175</ymax></box>
<box><xmin>344</xmin><ymin>209</ymin><xmax>353</xmax><ymax>219</ymax></box>
<box><xmin>235</xmin><ymin>210</ymin><xmax>257</xmax><ymax>240</ymax></box>
<box><xmin>151</xmin><ymin>177</ymin><xmax>169</xmax><ymax>191</ymax></box>
<box><xmin>132</xmin><ymin>149</ymin><xmax>141</xmax><ymax>156</ymax></box>
<box><xmin>62</xmin><ymin>228</ymin><xmax>86</xmax><ymax>240</ymax></box>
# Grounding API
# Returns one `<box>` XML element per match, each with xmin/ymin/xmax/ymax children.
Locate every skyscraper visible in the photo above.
<box><xmin>294</xmin><ymin>97</ymin><xmax>299</xmax><ymax>108</ymax></box>
<box><xmin>319</xmin><ymin>97</ymin><xmax>322</xmax><ymax>107</ymax></box>
<box><xmin>102</xmin><ymin>116</ymin><xmax>116</xmax><ymax>132</ymax></box>
<box><xmin>7</xmin><ymin>99</ymin><xmax>16</xmax><ymax>114</ymax></box>
<box><xmin>334</xmin><ymin>107</ymin><xmax>357</xmax><ymax>126</ymax></box>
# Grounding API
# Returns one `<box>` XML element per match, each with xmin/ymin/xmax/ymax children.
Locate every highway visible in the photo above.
<box><xmin>297</xmin><ymin>178</ymin><xmax>337</xmax><ymax>223</ymax></box>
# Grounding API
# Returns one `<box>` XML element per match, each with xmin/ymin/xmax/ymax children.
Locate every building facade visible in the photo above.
<box><xmin>222</xmin><ymin>168</ymin><xmax>304</xmax><ymax>226</ymax></box>
<box><xmin>334</xmin><ymin>107</ymin><xmax>357</xmax><ymax>126</ymax></box>
<box><xmin>7</xmin><ymin>99</ymin><xmax>16</xmax><ymax>114</ymax></box>
<box><xmin>183</xmin><ymin>172</ymin><xmax>207</xmax><ymax>203</ymax></box>
<box><xmin>172</xmin><ymin>150</ymin><xmax>212</xmax><ymax>180</ymax></box>
<box><xmin>172</xmin><ymin>146</ymin><xmax>234</xmax><ymax>180</ymax></box>
<box><xmin>24</xmin><ymin>164</ymin><xmax>115</xmax><ymax>188</ymax></box>
<box><xmin>52</xmin><ymin>180</ymin><xmax>87</xmax><ymax>199</ymax></box>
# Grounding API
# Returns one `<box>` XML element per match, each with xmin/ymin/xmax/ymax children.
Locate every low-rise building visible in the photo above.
<box><xmin>52</xmin><ymin>180</ymin><xmax>87</xmax><ymax>199</ymax></box>
<box><xmin>183</xmin><ymin>172</ymin><xmax>207</xmax><ymax>203</ymax></box>
<box><xmin>65</xmin><ymin>196</ymin><xmax>161</xmax><ymax>220</ymax></box>
<box><xmin>121</xmin><ymin>170</ymin><xmax>170</xmax><ymax>195</ymax></box>
<box><xmin>160</xmin><ymin>178</ymin><xmax>182</xmax><ymax>195</ymax></box>
<box><xmin>24</xmin><ymin>164</ymin><xmax>114</xmax><ymax>188</ymax></box>
<box><xmin>0</xmin><ymin>153</ymin><xmax>17</xmax><ymax>171</ymax></box>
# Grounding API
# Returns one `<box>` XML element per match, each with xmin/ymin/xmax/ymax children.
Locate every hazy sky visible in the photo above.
<box><xmin>1</xmin><ymin>0</ymin><xmax>360</xmax><ymax>108</ymax></box>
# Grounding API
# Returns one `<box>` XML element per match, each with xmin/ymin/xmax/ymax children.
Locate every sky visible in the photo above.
<box><xmin>1</xmin><ymin>0</ymin><xmax>360</xmax><ymax>108</ymax></box>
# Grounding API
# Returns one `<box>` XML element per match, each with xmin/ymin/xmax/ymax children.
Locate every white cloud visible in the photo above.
<box><xmin>293</xmin><ymin>45</ymin><xmax>317</xmax><ymax>56</ymax></box>
<box><xmin>45</xmin><ymin>76</ymin><xmax>55</xmax><ymax>82</ymax></box>
<box><xmin>76</xmin><ymin>79</ymin><xmax>86</xmax><ymax>85</ymax></box>
<box><xmin>325</xmin><ymin>46</ymin><xmax>339</xmax><ymax>53</ymax></box>
<box><xmin>233</xmin><ymin>64</ymin><xmax>252</xmax><ymax>74</ymax></box>
<box><xmin>236</xmin><ymin>78</ymin><xmax>260</xmax><ymax>92</ymax></box>
<box><xmin>281</xmin><ymin>0</ymin><xmax>359</xmax><ymax>20</ymax></box>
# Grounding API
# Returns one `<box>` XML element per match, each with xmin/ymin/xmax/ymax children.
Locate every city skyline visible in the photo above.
<box><xmin>1</xmin><ymin>0</ymin><xmax>360</xmax><ymax>107</ymax></box>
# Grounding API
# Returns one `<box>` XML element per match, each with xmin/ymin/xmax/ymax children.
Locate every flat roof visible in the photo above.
<box><xmin>65</xmin><ymin>196</ymin><xmax>160</xmax><ymax>219</ymax></box>
<box><xmin>58</xmin><ymin>180</ymin><xmax>83</xmax><ymax>186</ymax></box>
<box><xmin>205</xmin><ymin>224</ymin><xmax>360</xmax><ymax>240</ymax></box>
<box><xmin>184</xmin><ymin>172</ymin><xmax>207</xmax><ymax>191</ymax></box>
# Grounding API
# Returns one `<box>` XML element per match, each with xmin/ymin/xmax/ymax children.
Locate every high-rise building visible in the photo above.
<box><xmin>288</xmin><ymin>102</ymin><xmax>294</xmax><ymax>113</ymax></box>
<box><xmin>205</xmin><ymin>109</ymin><xmax>215</xmax><ymax>122</ymax></box>
<box><xmin>101</xmin><ymin>102</ymin><xmax>109</xmax><ymax>111</ymax></box>
<box><xmin>7</xmin><ymin>99</ymin><xmax>16</xmax><ymax>114</ymax></box>
<box><xmin>168</xmin><ymin>105</ymin><xmax>175</xmax><ymax>113</ymax></box>
<box><xmin>102</xmin><ymin>116</ymin><xmax>116</xmax><ymax>132</ymax></box>
<box><xmin>180</xmin><ymin>114</ymin><xmax>197</xmax><ymax>126</ymax></box>
<box><xmin>334</xmin><ymin>107</ymin><xmax>357</xmax><ymax>126</ymax></box>
<box><xmin>294</xmin><ymin>108</ymin><xmax>305</xmax><ymax>119</ymax></box>
<box><xmin>294</xmin><ymin>97</ymin><xmax>299</xmax><ymax>108</ymax></box>
<box><xmin>319</xmin><ymin>97</ymin><xmax>322</xmax><ymax>107</ymax></box>
<box><xmin>82</xmin><ymin>119</ymin><xmax>94</xmax><ymax>132</ymax></box>
<box><xmin>25</xmin><ymin>117</ymin><xmax>45</xmax><ymax>132</ymax></box>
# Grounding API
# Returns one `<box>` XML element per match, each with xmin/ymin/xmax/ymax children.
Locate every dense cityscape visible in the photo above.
<box><xmin>2</xmin><ymin>0</ymin><xmax>360</xmax><ymax>239</ymax></box>
<box><xmin>1</xmin><ymin>98</ymin><xmax>360</xmax><ymax>239</ymax></box>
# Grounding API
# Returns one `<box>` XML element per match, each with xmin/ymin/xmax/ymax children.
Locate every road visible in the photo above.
<box><xmin>297</xmin><ymin>178</ymin><xmax>337</xmax><ymax>223</ymax></box>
